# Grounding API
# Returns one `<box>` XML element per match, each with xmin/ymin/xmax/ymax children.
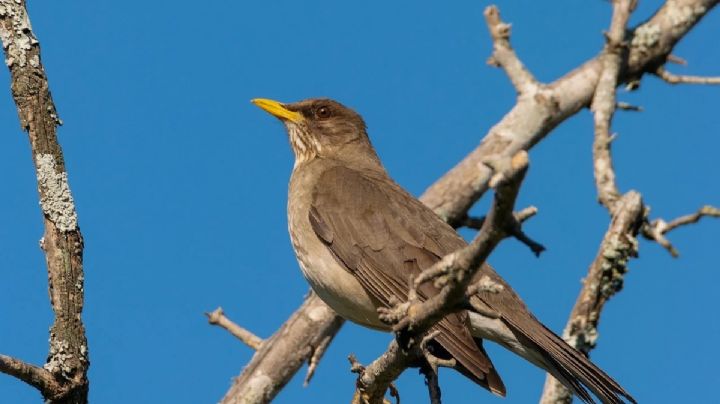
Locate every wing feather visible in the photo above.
<box><xmin>310</xmin><ymin>165</ymin><xmax>505</xmax><ymax>395</ymax></box>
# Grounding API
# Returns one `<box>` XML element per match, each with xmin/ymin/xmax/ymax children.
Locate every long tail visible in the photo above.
<box><xmin>502</xmin><ymin>316</ymin><xmax>636</xmax><ymax>404</ymax></box>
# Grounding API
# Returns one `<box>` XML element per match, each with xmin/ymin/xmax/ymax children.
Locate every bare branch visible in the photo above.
<box><xmin>206</xmin><ymin>307</ymin><xmax>264</xmax><ymax>350</ymax></box>
<box><xmin>663</xmin><ymin>205</ymin><xmax>720</xmax><ymax>231</ymax></box>
<box><xmin>483</xmin><ymin>6</ymin><xmax>540</xmax><ymax>94</ymax></box>
<box><xmin>422</xmin><ymin>0</ymin><xmax>719</xmax><ymax>227</ymax></box>
<box><xmin>462</xmin><ymin>205</ymin><xmax>544</xmax><ymax>256</ymax></box>
<box><xmin>655</xmin><ymin>66</ymin><xmax>720</xmax><ymax>84</ymax></box>
<box><xmin>0</xmin><ymin>355</ymin><xmax>64</xmax><ymax>398</ymax></box>
<box><xmin>0</xmin><ymin>1</ymin><xmax>89</xmax><ymax>402</ymax></box>
<box><xmin>642</xmin><ymin>205</ymin><xmax>720</xmax><ymax>257</ymax></box>
<box><xmin>616</xmin><ymin>101</ymin><xmax>643</xmax><ymax>111</ymax></box>
<box><xmin>591</xmin><ymin>0</ymin><xmax>636</xmax><ymax>210</ymax></box>
<box><xmin>462</xmin><ymin>205</ymin><xmax>538</xmax><ymax>229</ymax></box>
<box><xmin>220</xmin><ymin>293</ymin><xmax>344</xmax><ymax>404</ymax></box>
<box><xmin>420</xmin><ymin>361</ymin><xmax>442</xmax><ymax>404</ymax></box>
<box><xmin>666</xmin><ymin>54</ymin><xmax>688</xmax><ymax>65</ymax></box>
<box><xmin>304</xmin><ymin>332</ymin><xmax>333</xmax><ymax>386</ymax></box>
<box><xmin>515</xmin><ymin>206</ymin><xmax>539</xmax><ymax>222</ymax></box>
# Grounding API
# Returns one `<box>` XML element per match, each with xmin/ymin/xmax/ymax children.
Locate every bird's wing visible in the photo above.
<box><xmin>309</xmin><ymin>165</ymin><xmax>505</xmax><ymax>396</ymax></box>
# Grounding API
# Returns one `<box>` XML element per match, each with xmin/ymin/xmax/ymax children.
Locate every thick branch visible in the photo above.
<box><xmin>655</xmin><ymin>66</ymin><xmax>720</xmax><ymax>84</ymax></box>
<box><xmin>422</xmin><ymin>0</ymin><xmax>719</xmax><ymax>227</ymax></box>
<box><xmin>219</xmin><ymin>292</ymin><xmax>344</xmax><ymax>404</ymax></box>
<box><xmin>540</xmin><ymin>192</ymin><xmax>645</xmax><ymax>404</ymax></box>
<box><xmin>354</xmin><ymin>152</ymin><xmax>530</xmax><ymax>403</ymax></box>
<box><xmin>0</xmin><ymin>355</ymin><xmax>63</xmax><ymax>398</ymax></box>
<box><xmin>0</xmin><ymin>1</ymin><xmax>89</xmax><ymax>403</ymax></box>
<box><xmin>206</xmin><ymin>307</ymin><xmax>264</xmax><ymax>350</ymax></box>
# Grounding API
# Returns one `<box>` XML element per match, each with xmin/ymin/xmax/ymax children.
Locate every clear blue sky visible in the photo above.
<box><xmin>0</xmin><ymin>1</ymin><xmax>718</xmax><ymax>403</ymax></box>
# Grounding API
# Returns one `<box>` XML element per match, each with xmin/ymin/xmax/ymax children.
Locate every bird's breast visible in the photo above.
<box><xmin>288</xmin><ymin>164</ymin><xmax>387</xmax><ymax>330</ymax></box>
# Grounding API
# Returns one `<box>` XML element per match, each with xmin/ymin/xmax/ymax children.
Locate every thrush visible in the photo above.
<box><xmin>252</xmin><ymin>97</ymin><xmax>635</xmax><ymax>404</ymax></box>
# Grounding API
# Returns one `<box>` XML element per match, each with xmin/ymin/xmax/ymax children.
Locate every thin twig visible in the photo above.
<box><xmin>641</xmin><ymin>205</ymin><xmax>720</xmax><ymax>257</ymax></box>
<box><xmin>655</xmin><ymin>66</ymin><xmax>720</xmax><ymax>84</ymax></box>
<box><xmin>462</xmin><ymin>206</ymin><xmax>544</xmax><ymax>256</ymax></box>
<box><xmin>616</xmin><ymin>102</ymin><xmax>643</xmax><ymax>111</ymax></box>
<box><xmin>304</xmin><ymin>333</ymin><xmax>333</xmax><ymax>386</ymax></box>
<box><xmin>666</xmin><ymin>54</ymin><xmax>688</xmax><ymax>65</ymax></box>
<box><xmin>484</xmin><ymin>6</ymin><xmax>540</xmax><ymax>95</ymax></box>
<box><xmin>462</xmin><ymin>205</ymin><xmax>538</xmax><ymax>229</ymax></box>
<box><xmin>420</xmin><ymin>365</ymin><xmax>442</xmax><ymax>404</ymax></box>
<box><xmin>206</xmin><ymin>307</ymin><xmax>264</xmax><ymax>350</ymax></box>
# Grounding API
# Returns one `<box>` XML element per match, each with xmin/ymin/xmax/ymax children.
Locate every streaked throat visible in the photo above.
<box><xmin>287</xmin><ymin>124</ymin><xmax>321</xmax><ymax>166</ymax></box>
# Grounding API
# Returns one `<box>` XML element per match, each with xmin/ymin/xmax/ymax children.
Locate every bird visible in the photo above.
<box><xmin>252</xmin><ymin>97</ymin><xmax>635</xmax><ymax>404</ymax></box>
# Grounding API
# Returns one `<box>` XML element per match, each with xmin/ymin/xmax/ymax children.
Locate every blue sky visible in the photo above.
<box><xmin>0</xmin><ymin>1</ymin><xmax>718</xmax><ymax>403</ymax></box>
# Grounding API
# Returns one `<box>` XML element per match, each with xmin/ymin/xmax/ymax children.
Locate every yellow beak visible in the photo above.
<box><xmin>251</xmin><ymin>98</ymin><xmax>304</xmax><ymax>123</ymax></box>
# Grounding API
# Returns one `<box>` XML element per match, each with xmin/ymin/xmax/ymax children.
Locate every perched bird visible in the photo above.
<box><xmin>252</xmin><ymin>97</ymin><xmax>635</xmax><ymax>404</ymax></box>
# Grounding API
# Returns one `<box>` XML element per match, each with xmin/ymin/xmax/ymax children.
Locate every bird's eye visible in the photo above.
<box><xmin>316</xmin><ymin>106</ymin><xmax>332</xmax><ymax>119</ymax></box>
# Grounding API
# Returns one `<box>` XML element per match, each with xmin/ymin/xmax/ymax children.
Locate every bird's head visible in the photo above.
<box><xmin>252</xmin><ymin>98</ymin><xmax>378</xmax><ymax>167</ymax></box>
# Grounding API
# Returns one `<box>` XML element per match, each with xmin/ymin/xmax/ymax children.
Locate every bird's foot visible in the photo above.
<box><xmin>420</xmin><ymin>330</ymin><xmax>457</xmax><ymax>374</ymax></box>
<box><xmin>377</xmin><ymin>296</ymin><xmax>411</xmax><ymax>326</ymax></box>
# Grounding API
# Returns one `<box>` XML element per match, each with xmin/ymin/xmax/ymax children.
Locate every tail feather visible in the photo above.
<box><xmin>503</xmin><ymin>317</ymin><xmax>636</xmax><ymax>404</ymax></box>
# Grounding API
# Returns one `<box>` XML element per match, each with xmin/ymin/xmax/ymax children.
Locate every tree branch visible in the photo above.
<box><xmin>462</xmin><ymin>206</ymin><xmax>545</xmax><ymax>256</ymax></box>
<box><xmin>353</xmin><ymin>152</ymin><xmax>530</xmax><ymax>403</ymax></box>
<box><xmin>0</xmin><ymin>1</ymin><xmax>89</xmax><ymax>402</ymax></box>
<box><xmin>220</xmin><ymin>2</ymin><xmax>719</xmax><ymax>403</ymax></box>
<box><xmin>541</xmin><ymin>1</ymin><xmax>719</xmax><ymax>402</ymax></box>
<box><xmin>591</xmin><ymin>0</ymin><xmax>636</xmax><ymax>210</ymax></box>
<box><xmin>206</xmin><ymin>307</ymin><xmax>264</xmax><ymax>350</ymax></box>
<box><xmin>0</xmin><ymin>355</ymin><xmax>64</xmax><ymax>399</ymax></box>
<box><xmin>641</xmin><ymin>205</ymin><xmax>720</xmax><ymax>257</ymax></box>
<box><xmin>484</xmin><ymin>6</ymin><xmax>540</xmax><ymax>95</ymax></box>
<box><xmin>219</xmin><ymin>292</ymin><xmax>344</xmax><ymax>404</ymax></box>
<box><xmin>422</xmin><ymin>0</ymin><xmax>719</xmax><ymax>227</ymax></box>
<box><xmin>655</xmin><ymin>66</ymin><xmax>720</xmax><ymax>84</ymax></box>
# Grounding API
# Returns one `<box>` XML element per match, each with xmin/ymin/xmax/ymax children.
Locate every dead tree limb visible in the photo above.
<box><xmin>591</xmin><ymin>0</ymin><xmax>636</xmax><ymax>210</ymax></box>
<box><xmin>207</xmin><ymin>307</ymin><xmax>264</xmax><ymax>350</ymax></box>
<box><xmin>219</xmin><ymin>292</ymin><xmax>343</xmax><ymax>404</ymax></box>
<box><xmin>641</xmin><ymin>205</ymin><xmax>720</xmax><ymax>257</ymax></box>
<box><xmin>422</xmin><ymin>0</ymin><xmax>719</xmax><ymax>227</ymax></box>
<box><xmin>541</xmin><ymin>1</ymin><xmax>717</xmax><ymax>402</ymax></box>
<box><xmin>0</xmin><ymin>1</ymin><xmax>89</xmax><ymax>403</ymax></box>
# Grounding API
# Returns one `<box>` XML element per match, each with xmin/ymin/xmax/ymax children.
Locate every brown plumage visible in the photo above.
<box><xmin>253</xmin><ymin>97</ymin><xmax>636</xmax><ymax>404</ymax></box>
